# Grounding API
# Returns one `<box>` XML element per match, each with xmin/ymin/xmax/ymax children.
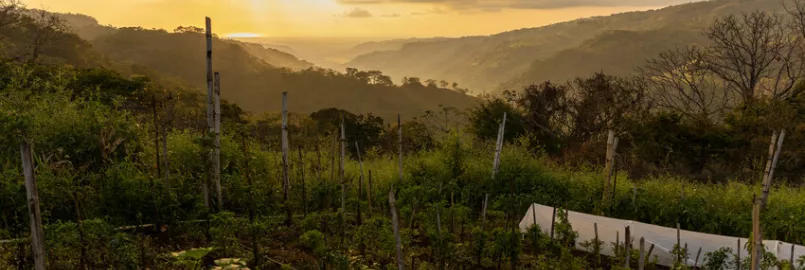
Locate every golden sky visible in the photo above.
<box><xmin>21</xmin><ymin>0</ymin><xmax>680</xmax><ymax>38</ymax></box>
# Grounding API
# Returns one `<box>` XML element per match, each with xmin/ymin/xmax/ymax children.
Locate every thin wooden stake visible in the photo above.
<box><xmin>213</xmin><ymin>72</ymin><xmax>222</xmax><ymax>211</ymax></box>
<box><xmin>791</xmin><ymin>243</ymin><xmax>796</xmax><ymax>268</ymax></box>
<box><xmin>624</xmin><ymin>226</ymin><xmax>631</xmax><ymax>268</ymax></box>
<box><xmin>339</xmin><ymin>115</ymin><xmax>346</xmax><ymax>250</ymax></box>
<box><xmin>761</xmin><ymin>129</ymin><xmax>785</xmax><ymax>209</ymax></box>
<box><xmin>492</xmin><ymin>112</ymin><xmax>507</xmax><ymax>179</ymax></box>
<box><xmin>594</xmin><ymin>223</ymin><xmax>600</xmax><ymax>258</ymax></box>
<box><xmin>389</xmin><ymin>188</ymin><xmax>404</xmax><ymax>270</ymax></box>
<box><xmin>694</xmin><ymin>246</ymin><xmax>702</xmax><ymax>268</ymax></box>
<box><xmin>281</xmin><ymin>92</ymin><xmax>292</xmax><ymax>225</ymax></box>
<box><xmin>751</xmin><ymin>197</ymin><xmax>762</xmax><ymax>270</ymax></box>
<box><xmin>203</xmin><ymin>16</ymin><xmax>213</xmax><ymax>210</ymax></box>
<box><xmin>21</xmin><ymin>140</ymin><xmax>45</xmax><ymax>270</ymax></box>
<box><xmin>550</xmin><ymin>207</ymin><xmax>557</xmax><ymax>240</ymax></box>
<box><xmin>602</xmin><ymin>130</ymin><xmax>615</xmax><ymax>204</ymax></box>
<box><xmin>677</xmin><ymin>222</ymin><xmax>681</xmax><ymax>264</ymax></box>
<box><xmin>737</xmin><ymin>239</ymin><xmax>741</xmax><ymax>270</ymax></box>
<box><xmin>647</xmin><ymin>244</ymin><xmax>655</xmax><ymax>260</ymax></box>
<box><xmin>638</xmin><ymin>237</ymin><xmax>645</xmax><ymax>270</ymax></box>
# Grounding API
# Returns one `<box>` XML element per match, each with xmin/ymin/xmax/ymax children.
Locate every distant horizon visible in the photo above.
<box><xmin>22</xmin><ymin>0</ymin><xmax>695</xmax><ymax>39</ymax></box>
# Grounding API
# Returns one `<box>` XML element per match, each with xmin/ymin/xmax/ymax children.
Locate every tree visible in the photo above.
<box><xmin>641</xmin><ymin>46</ymin><xmax>732</xmax><ymax>121</ymax></box>
<box><xmin>439</xmin><ymin>80</ymin><xmax>449</xmax><ymax>88</ymax></box>
<box><xmin>425</xmin><ymin>79</ymin><xmax>438</xmax><ymax>88</ymax></box>
<box><xmin>703</xmin><ymin>11</ymin><xmax>803</xmax><ymax>102</ymax></box>
<box><xmin>402</xmin><ymin>77</ymin><xmax>423</xmax><ymax>88</ymax></box>
<box><xmin>173</xmin><ymin>25</ymin><xmax>204</xmax><ymax>34</ymax></box>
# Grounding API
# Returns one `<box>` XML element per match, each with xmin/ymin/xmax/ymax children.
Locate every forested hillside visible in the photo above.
<box><xmin>347</xmin><ymin>0</ymin><xmax>783</xmax><ymax>93</ymax></box>
<box><xmin>18</xmin><ymin>10</ymin><xmax>478</xmax><ymax>118</ymax></box>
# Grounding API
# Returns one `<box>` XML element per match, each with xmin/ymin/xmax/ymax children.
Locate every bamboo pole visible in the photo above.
<box><xmin>281</xmin><ymin>92</ymin><xmax>292</xmax><ymax>225</ymax></box>
<box><xmin>389</xmin><ymin>188</ymin><xmax>404</xmax><ymax>270</ymax></box>
<box><xmin>213</xmin><ymin>72</ymin><xmax>222</xmax><ymax>210</ymax></box>
<box><xmin>203</xmin><ymin>16</ymin><xmax>213</xmax><ymax>210</ymax></box>
<box><xmin>492</xmin><ymin>112</ymin><xmax>507</xmax><ymax>179</ymax></box>
<box><xmin>21</xmin><ymin>140</ymin><xmax>45</xmax><ymax>270</ymax></box>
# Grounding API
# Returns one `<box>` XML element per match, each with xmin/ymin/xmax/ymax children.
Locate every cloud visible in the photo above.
<box><xmin>381</xmin><ymin>13</ymin><xmax>402</xmax><ymax>17</ymax></box>
<box><xmin>342</xmin><ymin>7</ymin><xmax>373</xmax><ymax>18</ymax></box>
<box><xmin>336</xmin><ymin>0</ymin><xmax>700</xmax><ymax>10</ymax></box>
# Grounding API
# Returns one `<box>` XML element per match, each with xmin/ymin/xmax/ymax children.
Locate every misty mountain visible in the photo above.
<box><xmin>346</xmin><ymin>0</ymin><xmax>784</xmax><ymax>93</ymax></box>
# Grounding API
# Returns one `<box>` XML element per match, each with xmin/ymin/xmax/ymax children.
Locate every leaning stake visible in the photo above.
<box><xmin>22</xmin><ymin>140</ymin><xmax>46</xmax><ymax>270</ymax></box>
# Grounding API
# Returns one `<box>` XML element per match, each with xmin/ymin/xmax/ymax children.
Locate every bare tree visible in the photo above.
<box><xmin>25</xmin><ymin>9</ymin><xmax>69</xmax><ymax>63</ymax></box>
<box><xmin>641</xmin><ymin>46</ymin><xmax>733</xmax><ymax>121</ymax></box>
<box><xmin>0</xmin><ymin>0</ymin><xmax>22</xmax><ymax>33</ymax></box>
<box><xmin>703</xmin><ymin>11</ymin><xmax>802</xmax><ymax>102</ymax></box>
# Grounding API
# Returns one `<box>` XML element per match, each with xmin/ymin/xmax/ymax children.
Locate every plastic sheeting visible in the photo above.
<box><xmin>518</xmin><ymin>203</ymin><xmax>805</xmax><ymax>268</ymax></box>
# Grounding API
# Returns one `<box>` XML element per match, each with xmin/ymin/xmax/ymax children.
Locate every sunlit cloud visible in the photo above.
<box><xmin>225</xmin><ymin>32</ymin><xmax>263</xmax><ymax>38</ymax></box>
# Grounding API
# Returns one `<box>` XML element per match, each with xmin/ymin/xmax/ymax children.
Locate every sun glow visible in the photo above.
<box><xmin>225</xmin><ymin>32</ymin><xmax>263</xmax><ymax>38</ymax></box>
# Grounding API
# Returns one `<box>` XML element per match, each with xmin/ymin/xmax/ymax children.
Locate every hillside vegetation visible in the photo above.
<box><xmin>40</xmin><ymin>11</ymin><xmax>478</xmax><ymax>118</ymax></box>
<box><xmin>347</xmin><ymin>0</ymin><xmax>784</xmax><ymax>93</ymax></box>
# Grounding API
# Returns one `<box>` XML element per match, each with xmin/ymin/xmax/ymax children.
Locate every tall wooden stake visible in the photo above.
<box><xmin>492</xmin><ymin>112</ymin><xmax>507</xmax><ymax>179</ymax></box>
<box><xmin>624</xmin><ymin>226</ymin><xmax>631</xmax><ymax>268</ymax></box>
<box><xmin>761</xmin><ymin>129</ymin><xmax>785</xmax><ymax>209</ymax></box>
<box><xmin>213</xmin><ymin>72</ymin><xmax>222</xmax><ymax>211</ymax></box>
<box><xmin>389</xmin><ymin>188</ymin><xmax>404</xmax><ymax>270</ymax></box>
<box><xmin>339</xmin><ymin>115</ymin><xmax>347</xmax><ymax>250</ymax></box>
<box><xmin>21</xmin><ymin>140</ymin><xmax>45</xmax><ymax>270</ymax></box>
<box><xmin>638</xmin><ymin>237</ymin><xmax>645</xmax><ymax>270</ymax></box>
<box><xmin>751</xmin><ymin>196</ymin><xmax>762</xmax><ymax>270</ymax></box>
<box><xmin>203</xmin><ymin>16</ymin><xmax>213</xmax><ymax>210</ymax></box>
<box><xmin>281</xmin><ymin>92</ymin><xmax>292</xmax><ymax>225</ymax></box>
<box><xmin>602</xmin><ymin>130</ymin><xmax>618</xmax><ymax>207</ymax></box>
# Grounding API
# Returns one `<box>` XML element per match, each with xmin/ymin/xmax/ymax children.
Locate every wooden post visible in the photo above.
<box><xmin>281</xmin><ymin>92</ymin><xmax>292</xmax><ymax>225</ymax></box>
<box><xmin>389</xmin><ymin>188</ymin><xmax>404</xmax><ymax>270</ymax></box>
<box><xmin>751</xmin><ymin>197</ymin><xmax>762</xmax><ymax>270</ymax></box>
<box><xmin>791</xmin><ymin>244</ymin><xmax>796</xmax><ymax>268</ymax></box>
<box><xmin>761</xmin><ymin>129</ymin><xmax>785</xmax><ymax>209</ymax></box>
<box><xmin>602</xmin><ymin>130</ymin><xmax>615</xmax><ymax>204</ymax></box>
<box><xmin>694</xmin><ymin>246</ymin><xmax>702</xmax><ymax>268</ymax></box>
<box><xmin>616</xmin><ymin>231</ymin><xmax>620</xmax><ymax>254</ymax></box>
<box><xmin>677</xmin><ymin>222</ymin><xmax>681</xmax><ymax>264</ymax></box>
<box><xmin>647</xmin><ymin>244</ymin><xmax>655</xmax><ymax>260</ymax></box>
<box><xmin>398</xmin><ymin>114</ymin><xmax>403</xmax><ymax>183</ymax></box>
<box><xmin>550</xmin><ymin>207</ymin><xmax>557</xmax><ymax>240</ymax></box>
<box><xmin>298</xmin><ymin>146</ymin><xmax>307</xmax><ymax>217</ymax></box>
<box><xmin>339</xmin><ymin>115</ymin><xmax>347</xmax><ymax>249</ymax></box>
<box><xmin>638</xmin><ymin>237</ymin><xmax>645</xmax><ymax>270</ymax></box>
<box><xmin>608</xmin><ymin>137</ymin><xmax>620</xmax><ymax>205</ymax></box>
<box><xmin>594</xmin><ymin>223</ymin><xmax>600</xmax><ymax>258</ymax></box>
<box><xmin>204</xmin><ymin>16</ymin><xmax>213</xmax><ymax>210</ymax></box>
<box><xmin>213</xmin><ymin>72</ymin><xmax>222</xmax><ymax>211</ymax></box>
<box><xmin>21</xmin><ymin>140</ymin><xmax>46</xmax><ymax>270</ymax></box>
<box><xmin>355</xmin><ymin>141</ymin><xmax>364</xmax><ymax>224</ymax></box>
<box><xmin>492</xmin><ymin>112</ymin><xmax>507</xmax><ymax>179</ymax></box>
<box><xmin>737</xmin><ymin>239</ymin><xmax>741</xmax><ymax>270</ymax></box>
<box><xmin>624</xmin><ymin>226</ymin><xmax>631</xmax><ymax>268</ymax></box>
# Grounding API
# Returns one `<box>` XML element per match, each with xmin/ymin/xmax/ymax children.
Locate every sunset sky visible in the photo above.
<box><xmin>21</xmin><ymin>0</ymin><xmax>699</xmax><ymax>38</ymax></box>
